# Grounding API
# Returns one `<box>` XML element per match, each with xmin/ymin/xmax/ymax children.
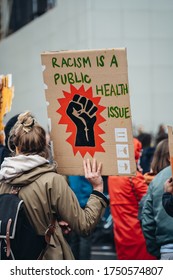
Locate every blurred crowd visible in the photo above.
<box><xmin>1</xmin><ymin>106</ymin><xmax>173</xmax><ymax>260</ymax></box>
<box><xmin>0</xmin><ymin>72</ymin><xmax>173</xmax><ymax>260</ymax></box>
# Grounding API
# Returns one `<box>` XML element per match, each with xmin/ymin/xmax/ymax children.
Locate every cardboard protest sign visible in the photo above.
<box><xmin>168</xmin><ymin>126</ymin><xmax>173</xmax><ymax>175</ymax></box>
<box><xmin>41</xmin><ymin>48</ymin><xmax>136</xmax><ymax>176</ymax></box>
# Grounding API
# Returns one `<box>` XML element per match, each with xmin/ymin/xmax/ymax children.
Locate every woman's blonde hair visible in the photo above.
<box><xmin>8</xmin><ymin>111</ymin><xmax>49</xmax><ymax>159</ymax></box>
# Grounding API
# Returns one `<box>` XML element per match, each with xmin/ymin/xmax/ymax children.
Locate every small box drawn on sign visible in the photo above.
<box><xmin>117</xmin><ymin>160</ymin><xmax>131</xmax><ymax>174</ymax></box>
<box><xmin>115</xmin><ymin>128</ymin><xmax>128</xmax><ymax>142</ymax></box>
<box><xmin>116</xmin><ymin>144</ymin><xmax>129</xmax><ymax>158</ymax></box>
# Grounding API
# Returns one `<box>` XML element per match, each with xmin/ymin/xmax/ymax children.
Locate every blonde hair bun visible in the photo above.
<box><xmin>18</xmin><ymin>111</ymin><xmax>35</xmax><ymax>133</ymax></box>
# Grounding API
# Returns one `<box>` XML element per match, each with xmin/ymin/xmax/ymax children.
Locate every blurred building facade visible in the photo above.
<box><xmin>0</xmin><ymin>0</ymin><xmax>173</xmax><ymax>133</ymax></box>
<box><xmin>0</xmin><ymin>0</ymin><xmax>56</xmax><ymax>40</ymax></box>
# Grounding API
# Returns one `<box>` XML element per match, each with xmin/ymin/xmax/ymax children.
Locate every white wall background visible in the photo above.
<box><xmin>0</xmin><ymin>0</ymin><xmax>173</xmax><ymax>136</ymax></box>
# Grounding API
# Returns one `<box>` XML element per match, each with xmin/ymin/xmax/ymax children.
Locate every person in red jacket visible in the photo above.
<box><xmin>108</xmin><ymin>138</ymin><xmax>156</xmax><ymax>260</ymax></box>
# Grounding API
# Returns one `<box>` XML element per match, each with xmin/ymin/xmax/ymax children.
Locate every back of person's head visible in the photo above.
<box><xmin>150</xmin><ymin>138</ymin><xmax>169</xmax><ymax>174</ymax></box>
<box><xmin>155</xmin><ymin>124</ymin><xmax>168</xmax><ymax>145</ymax></box>
<box><xmin>137</xmin><ymin>132</ymin><xmax>152</xmax><ymax>149</ymax></box>
<box><xmin>8</xmin><ymin>111</ymin><xmax>49</xmax><ymax>159</ymax></box>
<box><xmin>155</xmin><ymin>133</ymin><xmax>168</xmax><ymax>146</ymax></box>
<box><xmin>157</xmin><ymin>124</ymin><xmax>166</xmax><ymax>135</ymax></box>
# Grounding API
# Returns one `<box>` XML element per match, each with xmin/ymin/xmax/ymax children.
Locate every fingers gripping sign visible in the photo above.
<box><xmin>83</xmin><ymin>158</ymin><xmax>103</xmax><ymax>193</ymax></box>
<box><xmin>83</xmin><ymin>158</ymin><xmax>92</xmax><ymax>177</ymax></box>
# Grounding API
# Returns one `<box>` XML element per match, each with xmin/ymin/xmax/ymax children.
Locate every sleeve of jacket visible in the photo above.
<box><xmin>141</xmin><ymin>182</ymin><xmax>160</xmax><ymax>259</ymax></box>
<box><xmin>50</xmin><ymin>174</ymin><xmax>109</xmax><ymax>236</ymax></box>
<box><xmin>162</xmin><ymin>192</ymin><xmax>173</xmax><ymax>217</ymax></box>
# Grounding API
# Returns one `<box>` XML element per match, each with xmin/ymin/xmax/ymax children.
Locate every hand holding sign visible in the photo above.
<box><xmin>83</xmin><ymin>158</ymin><xmax>103</xmax><ymax>193</ymax></box>
<box><xmin>66</xmin><ymin>94</ymin><xmax>98</xmax><ymax>147</ymax></box>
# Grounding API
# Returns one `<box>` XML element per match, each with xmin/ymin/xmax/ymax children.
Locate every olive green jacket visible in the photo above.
<box><xmin>0</xmin><ymin>159</ymin><xmax>108</xmax><ymax>260</ymax></box>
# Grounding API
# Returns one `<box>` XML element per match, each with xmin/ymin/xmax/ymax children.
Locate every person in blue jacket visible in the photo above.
<box><xmin>67</xmin><ymin>175</ymin><xmax>93</xmax><ymax>259</ymax></box>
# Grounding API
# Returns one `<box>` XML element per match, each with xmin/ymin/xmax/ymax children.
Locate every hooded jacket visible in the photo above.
<box><xmin>142</xmin><ymin>166</ymin><xmax>173</xmax><ymax>258</ymax></box>
<box><xmin>0</xmin><ymin>155</ymin><xmax>108</xmax><ymax>260</ymax></box>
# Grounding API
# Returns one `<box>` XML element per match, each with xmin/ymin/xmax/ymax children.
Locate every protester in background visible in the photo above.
<box><xmin>0</xmin><ymin>111</ymin><xmax>109</xmax><ymax>260</ymax></box>
<box><xmin>140</xmin><ymin>139</ymin><xmax>171</xmax><ymax>260</ymax></box>
<box><xmin>137</xmin><ymin>132</ymin><xmax>155</xmax><ymax>174</ymax></box>
<box><xmin>138</xmin><ymin>139</ymin><xmax>170</xmax><ymax>223</ymax></box>
<box><xmin>155</xmin><ymin>124</ymin><xmax>168</xmax><ymax>146</ymax></box>
<box><xmin>144</xmin><ymin>139</ymin><xmax>170</xmax><ymax>185</ymax></box>
<box><xmin>107</xmin><ymin>138</ymin><xmax>155</xmax><ymax>260</ymax></box>
<box><xmin>66</xmin><ymin>175</ymin><xmax>93</xmax><ymax>259</ymax></box>
<box><xmin>67</xmin><ymin>176</ymin><xmax>112</xmax><ymax>260</ymax></box>
<box><xmin>141</xmin><ymin>163</ymin><xmax>173</xmax><ymax>260</ymax></box>
<box><xmin>0</xmin><ymin>114</ymin><xmax>19</xmax><ymax>167</ymax></box>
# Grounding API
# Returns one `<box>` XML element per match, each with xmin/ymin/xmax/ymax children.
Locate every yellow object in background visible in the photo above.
<box><xmin>0</xmin><ymin>74</ymin><xmax>14</xmax><ymax>144</ymax></box>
